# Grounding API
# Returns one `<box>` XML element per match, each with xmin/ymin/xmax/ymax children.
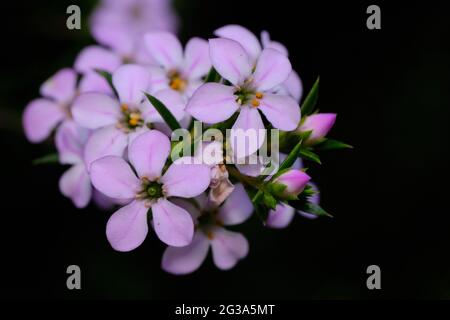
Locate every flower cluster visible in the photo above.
<box><xmin>23</xmin><ymin>0</ymin><xmax>349</xmax><ymax>274</ymax></box>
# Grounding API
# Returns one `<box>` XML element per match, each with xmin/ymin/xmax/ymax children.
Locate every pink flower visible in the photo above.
<box><xmin>162</xmin><ymin>184</ymin><xmax>253</xmax><ymax>274</ymax></box>
<box><xmin>56</xmin><ymin>121</ymin><xmax>120</xmax><ymax>209</ymax></box>
<box><xmin>90</xmin><ymin>130</ymin><xmax>211</xmax><ymax>251</ymax></box>
<box><xmin>298</xmin><ymin>113</ymin><xmax>337</xmax><ymax>143</ymax></box>
<box><xmin>186</xmin><ymin>38</ymin><xmax>300</xmax><ymax>158</ymax></box>
<box><xmin>214</xmin><ymin>25</ymin><xmax>303</xmax><ymax>102</ymax></box>
<box><xmin>72</xmin><ymin>64</ymin><xmax>186</xmax><ymax>170</ymax></box>
<box><xmin>56</xmin><ymin>121</ymin><xmax>92</xmax><ymax>208</ymax></box>
<box><xmin>272</xmin><ymin>169</ymin><xmax>311</xmax><ymax>199</ymax></box>
<box><xmin>74</xmin><ymin>45</ymin><xmax>122</xmax><ymax>95</ymax></box>
<box><xmin>143</xmin><ymin>31</ymin><xmax>211</xmax><ymax>100</ymax></box>
<box><xmin>90</xmin><ymin>0</ymin><xmax>179</xmax><ymax>60</ymax></box>
<box><xmin>23</xmin><ymin>68</ymin><xmax>77</xmax><ymax>143</ymax></box>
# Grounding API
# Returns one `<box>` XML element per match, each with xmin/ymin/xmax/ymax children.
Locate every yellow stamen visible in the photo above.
<box><xmin>255</xmin><ymin>92</ymin><xmax>264</xmax><ymax>99</ymax></box>
<box><xmin>129</xmin><ymin>118</ymin><xmax>139</xmax><ymax>126</ymax></box>
<box><xmin>170</xmin><ymin>77</ymin><xmax>187</xmax><ymax>91</ymax></box>
<box><xmin>121</xmin><ymin>103</ymin><xmax>129</xmax><ymax>112</ymax></box>
<box><xmin>207</xmin><ymin>231</ymin><xmax>214</xmax><ymax>240</ymax></box>
<box><xmin>251</xmin><ymin>99</ymin><xmax>260</xmax><ymax>107</ymax></box>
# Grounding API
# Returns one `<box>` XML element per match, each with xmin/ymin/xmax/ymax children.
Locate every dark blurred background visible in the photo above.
<box><xmin>0</xmin><ymin>0</ymin><xmax>449</xmax><ymax>299</ymax></box>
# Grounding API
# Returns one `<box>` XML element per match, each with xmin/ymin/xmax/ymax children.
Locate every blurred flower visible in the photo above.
<box><xmin>74</xmin><ymin>45</ymin><xmax>122</xmax><ymax>94</ymax></box>
<box><xmin>23</xmin><ymin>68</ymin><xmax>77</xmax><ymax>143</ymax></box>
<box><xmin>298</xmin><ymin>113</ymin><xmax>337</xmax><ymax>144</ymax></box>
<box><xmin>187</xmin><ymin>38</ymin><xmax>300</xmax><ymax>158</ymax></box>
<box><xmin>90</xmin><ymin>0</ymin><xmax>179</xmax><ymax>60</ymax></box>
<box><xmin>72</xmin><ymin>64</ymin><xmax>185</xmax><ymax>170</ymax></box>
<box><xmin>90</xmin><ymin>130</ymin><xmax>211</xmax><ymax>250</ymax></box>
<box><xmin>56</xmin><ymin>121</ymin><xmax>92</xmax><ymax>208</ymax></box>
<box><xmin>56</xmin><ymin>120</ymin><xmax>122</xmax><ymax>209</ymax></box>
<box><xmin>144</xmin><ymin>32</ymin><xmax>211</xmax><ymax>100</ymax></box>
<box><xmin>215</xmin><ymin>25</ymin><xmax>303</xmax><ymax>102</ymax></box>
<box><xmin>162</xmin><ymin>184</ymin><xmax>252</xmax><ymax>274</ymax></box>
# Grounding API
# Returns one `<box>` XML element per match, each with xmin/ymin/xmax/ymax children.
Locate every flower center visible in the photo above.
<box><xmin>146</xmin><ymin>182</ymin><xmax>163</xmax><ymax>198</ymax></box>
<box><xmin>120</xmin><ymin>103</ymin><xmax>144</xmax><ymax>130</ymax></box>
<box><xmin>234</xmin><ymin>85</ymin><xmax>264</xmax><ymax>107</ymax></box>
<box><xmin>136</xmin><ymin>177</ymin><xmax>164</xmax><ymax>206</ymax></box>
<box><xmin>168</xmin><ymin>70</ymin><xmax>187</xmax><ymax>92</ymax></box>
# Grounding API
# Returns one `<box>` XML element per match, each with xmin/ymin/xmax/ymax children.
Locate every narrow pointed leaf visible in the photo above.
<box><xmin>32</xmin><ymin>153</ymin><xmax>59</xmax><ymax>165</ymax></box>
<box><xmin>287</xmin><ymin>200</ymin><xmax>333</xmax><ymax>218</ymax></box>
<box><xmin>315</xmin><ymin>138</ymin><xmax>353</xmax><ymax>151</ymax></box>
<box><xmin>144</xmin><ymin>92</ymin><xmax>181</xmax><ymax>131</ymax></box>
<box><xmin>300</xmin><ymin>76</ymin><xmax>319</xmax><ymax>116</ymax></box>
<box><xmin>301</xmin><ymin>202</ymin><xmax>333</xmax><ymax>218</ymax></box>
<box><xmin>204</xmin><ymin>67</ymin><xmax>222</xmax><ymax>83</ymax></box>
<box><xmin>94</xmin><ymin>69</ymin><xmax>118</xmax><ymax>98</ymax></box>
<box><xmin>299</xmin><ymin>149</ymin><xmax>321</xmax><ymax>164</ymax></box>
<box><xmin>276</xmin><ymin>139</ymin><xmax>304</xmax><ymax>174</ymax></box>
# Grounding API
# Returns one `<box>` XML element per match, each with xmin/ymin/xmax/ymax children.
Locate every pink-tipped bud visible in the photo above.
<box><xmin>273</xmin><ymin>169</ymin><xmax>311</xmax><ymax>199</ymax></box>
<box><xmin>299</xmin><ymin>113</ymin><xmax>336</xmax><ymax>143</ymax></box>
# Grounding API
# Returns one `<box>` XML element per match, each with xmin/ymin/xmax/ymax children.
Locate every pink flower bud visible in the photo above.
<box><xmin>299</xmin><ymin>113</ymin><xmax>336</xmax><ymax>143</ymax></box>
<box><xmin>273</xmin><ymin>169</ymin><xmax>311</xmax><ymax>199</ymax></box>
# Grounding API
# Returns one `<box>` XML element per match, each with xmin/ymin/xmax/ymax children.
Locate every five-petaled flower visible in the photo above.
<box><xmin>162</xmin><ymin>183</ymin><xmax>253</xmax><ymax>274</ymax></box>
<box><xmin>72</xmin><ymin>64</ymin><xmax>186</xmax><ymax>170</ymax></box>
<box><xmin>144</xmin><ymin>31</ymin><xmax>211</xmax><ymax>101</ymax></box>
<box><xmin>90</xmin><ymin>130</ymin><xmax>211</xmax><ymax>251</ymax></box>
<box><xmin>214</xmin><ymin>24</ymin><xmax>303</xmax><ymax>102</ymax></box>
<box><xmin>186</xmin><ymin>37</ymin><xmax>301</xmax><ymax>158</ymax></box>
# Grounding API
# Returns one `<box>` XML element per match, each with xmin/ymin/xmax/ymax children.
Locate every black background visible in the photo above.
<box><xmin>0</xmin><ymin>0</ymin><xmax>449</xmax><ymax>300</ymax></box>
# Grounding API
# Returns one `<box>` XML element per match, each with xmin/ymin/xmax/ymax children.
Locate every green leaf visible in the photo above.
<box><xmin>315</xmin><ymin>138</ymin><xmax>353</xmax><ymax>151</ymax></box>
<box><xmin>144</xmin><ymin>93</ymin><xmax>181</xmax><ymax>131</ymax></box>
<box><xmin>299</xmin><ymin>149</ymin><xmax>321</xmax><ymax>164</ymax></box>
<box><xmin>94</xmin><ymin>69</ymin><xmax>118</xmax><ymax>98</ymax></box>
<box><xmin>276</xmin><ymin>139</ymin><xmax>304</xmax><ymax>174</ymax></box>
<box><xmin>32</xmin><ymin>153</ymin><xmax>59</xmax><ymax>165</ymax></box>
<box><xmin>204</xmin><ymin>67</ymin><xmax>221</xmax><ymax>83</ymax></box>
<box><xmin>300</xmin><ymin>76</ymin><xmax>319</xmax><ymax>116</ymax></box>
<box><xmin>288</xmin><ymin>200</ymin><xmax>333</xmax><ymax>218</ymax></box>
<box><xmin>302</xmin><ymin>202</ymin><xmax>333</xmax><ymax>218</ymax></box>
